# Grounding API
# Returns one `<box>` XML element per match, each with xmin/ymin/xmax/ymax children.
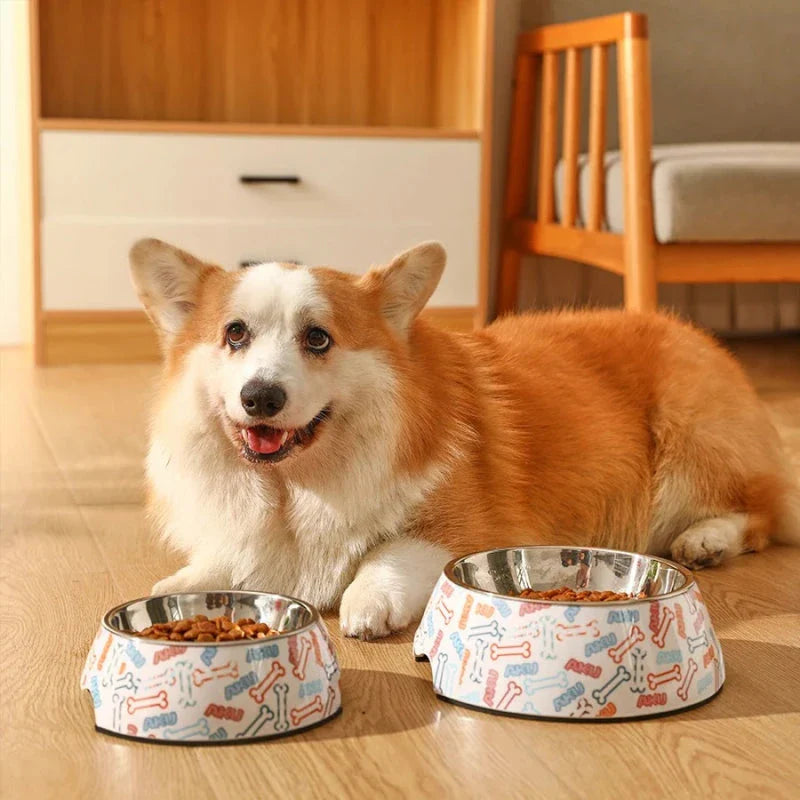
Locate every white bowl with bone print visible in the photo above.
<box><xmin>81</xmin><ymin>591</ymin><xmax>341</xmax><ymax>743</ymax></box>
<box><xmin>413</xmin><ymin>547</ymin><xmax>725</xmax><ymax>720</ymax></box>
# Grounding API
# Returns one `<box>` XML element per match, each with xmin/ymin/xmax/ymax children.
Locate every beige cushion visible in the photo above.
<box><xmin>554</xmin><ymin>142</ymin><xmax>800</xmax><ymax>243</ymax></box>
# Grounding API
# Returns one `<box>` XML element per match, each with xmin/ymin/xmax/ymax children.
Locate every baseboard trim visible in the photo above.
<box><xmin>40</xmin><ymin>307</ymin><xmax>477</xmax><ymax>365</ymax></box>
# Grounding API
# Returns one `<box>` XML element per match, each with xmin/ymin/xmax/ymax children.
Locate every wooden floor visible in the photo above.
<box><xmin>1</xmin><ymin>338</ymin><xmax>799</xmax><ymax>800</ymax></box>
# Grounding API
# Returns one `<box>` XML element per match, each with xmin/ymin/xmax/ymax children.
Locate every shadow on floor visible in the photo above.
<box><xmin>277</xmin><ymin>668</ymin><xmax>439</xmax><ymax>742</ymax></box>
<box><xmin>649</xmin><ymin>638</ymin><xmax>800</xmax><ymax>722</ymax></box>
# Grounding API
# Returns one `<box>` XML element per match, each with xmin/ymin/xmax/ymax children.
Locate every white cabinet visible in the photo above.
<box><xmin>40</xmin><ymin>131</ymin><xmax>481</xmax><ymax>310</ymax></box>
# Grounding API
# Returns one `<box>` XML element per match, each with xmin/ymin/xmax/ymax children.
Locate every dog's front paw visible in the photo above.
<box><xmin>339</xmin><ymin>579</ymin><xmax>413</xmax><ymax>641</ymax></box>
<box><xmin>151</xmin><ymin>564</ymin><xmax>228</xmax><ymax>596</ymax></box>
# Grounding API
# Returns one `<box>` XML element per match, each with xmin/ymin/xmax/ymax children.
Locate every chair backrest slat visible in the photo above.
<box><xmin>587</xmin><ymin>44</ymin><xmax>608</xmax><ymax>231</ymax></box>
<box><xmin>537</xmin><ymin>51</ymin><xmax>560</xmax><ymax>224</ymax></box>
<box><xmin>561</xmin><ymin>47</ymin><xmax>582</xmax><ymax>227</ymax></box>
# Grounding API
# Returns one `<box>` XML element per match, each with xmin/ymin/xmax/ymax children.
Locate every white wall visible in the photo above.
<box><xmin>0</xmin><ymin>0</ymin><xmax>31</xmax><ymax>346</ymax></box>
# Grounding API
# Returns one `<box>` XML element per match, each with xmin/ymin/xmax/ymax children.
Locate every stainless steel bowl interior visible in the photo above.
<box><xmin>447</xmin><ymin>547</ymin><xmax>692</xmax><ymax>602</ymax></box>
<box><xmin>104</xmin><ymin>591</ymin><xmax>316</xmax><ymax>643</ymax></box>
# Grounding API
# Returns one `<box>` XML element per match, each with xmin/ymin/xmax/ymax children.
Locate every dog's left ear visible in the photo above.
<box><xmin>367</xmin><ymin>242</ymin><xmax>446</xmax><ymax>334</ymax></box>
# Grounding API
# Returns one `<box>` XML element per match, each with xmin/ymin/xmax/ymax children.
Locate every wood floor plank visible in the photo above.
<box><xmin>1</xmin><ymin>338</ymin><xmax>799</xmax><ymax>800</ymax></box>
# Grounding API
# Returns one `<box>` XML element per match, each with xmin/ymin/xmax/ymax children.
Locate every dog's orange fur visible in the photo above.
<box><xmin>162</xmin><ymin>259</ymin><xmax>797</xmax><ymax>562</ymax></box>
<box><xmin>386</xmin><ymin>310</ymin><xmax>796</xmax><ymax>557</ymax></box>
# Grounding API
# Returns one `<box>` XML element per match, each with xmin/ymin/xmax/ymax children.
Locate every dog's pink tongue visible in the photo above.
<box><xmin>245</xmin><ymin>427</ymin><xmax>285</xmax><ymax>455</ymax></box>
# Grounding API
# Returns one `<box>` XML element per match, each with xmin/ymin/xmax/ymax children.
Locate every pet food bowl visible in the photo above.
<box><xmin>414</xmin><ymin>547</ymin><xmax>724</xmax><ymax>720</ymax></box>
<box><xmin>81</xmin><ymin>591</ymin><xmax>341</xmax><ymax>743</ymax></box>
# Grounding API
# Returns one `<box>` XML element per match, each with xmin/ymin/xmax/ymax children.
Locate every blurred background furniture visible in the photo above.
<box><xmin>28</xmin><ymin>0</ymin><xmax>496</xmax><ymax>364</ymax></box>
<box><xmin>496</xmin><ymin>12</ymin><xmax>800</xmax><ymax>317</ymax></box>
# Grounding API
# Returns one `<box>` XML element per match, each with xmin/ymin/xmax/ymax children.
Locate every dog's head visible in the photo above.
<box><xmin>130</xmin><ymin>239</ymin><xmax>446</xmax><ymax>466</ymax></box>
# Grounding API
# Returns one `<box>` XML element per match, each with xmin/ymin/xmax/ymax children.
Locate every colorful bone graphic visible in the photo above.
<box><xmin>162</xmin><ymin>718</ymin><xmax>210</xmax><ymax>740</ymax></box>
<box><xmin>249</xmin><ymin>661</ymin><xmax>286</xmax><ymax>704</ymax></box>
<box><xmin>273</xmin><ymin>683</ymin><xmax>290</xmax><ymax>732</ymax></box>
<box><xmin>677</xmin><ymin>658</ymin><xmax>698</xmax><ymax>701</ymax></box>
<box><xmin>652</xmin><ymin>607</ymin><xmax>675</xmax><ymax>648</ymax></box>
<box><xmin>292</xmin><ymin>637</ymin><xmax>313</xmax><ymax>680</ymax></box>
<box><xmin>323</xmin><ymin>686</ymin><xmax>337</xmax><ymax>717</ymax></box>
<box><xmin>687</xmin><ymin>631</ymin><xmax>709</xmax><ymax>653</ymax></box>
<box><xmin>608</xmin><ymin>625</ymin><xmax>645</xmax><ymax>663</ymax></box>
<box><xmin>536</xmin><ymin>616</ymin><xmax>557</xmax><ymax>659</ymax></box>
<box><xmin>126</xmin><ymin>690</ymin><xmax>168</xmax><ymax>714</ymax></box>
<box><xmin>524</xmin><ymin>671</ymin><xmax>569</xmax><ymax>695</ymax></box>
<box><xmin>647</xmin><ymin>664</ymin><xmax>682</xmax><ymax>690</ymax></box>
<box><xmin>468</xmin><ymin>620</ymin><xmax>505</xmax><ymax>640</ymax></box>
<box><xmin>323</xmin><ymin>658</ymin><xmax>338</xmax><ymax>681</ymax></box>
<box><xmin>112</xmin><ymin>693</ymin><xmax>124</xmax><ymax>731</ymax></box>
<box><xmin>470</xmin><ymin>639</ymin><xmax>488</xmax><ymax>683</ymax></box>
<box><xmin>114</xmin><ymin>671</ymin><xmax>140</xmax><ymax>692</ymax></box>
<box><xmin>192</xmin><ymin>661</ymin><xmax>238</xmax><ymax>687</ymax></box>
<box><xmin>570</xmin><ymin>697</ymin><xmax>593</xmax><ymax>717</ymax></box>
<box><xmin>591</xmin><ymin>665</ymin><xmax>631</xmax><ymax>705</ymax></box>
<box><xmin>236</xmin><ymin>705</ymin><xmax>275</xmax><ymax>739</ymax></box>
<box><xmin>289</xmin><ymin>695</ymin><xmax>324</xmax><ymax>726</ymax></box>
<box><xmin>433</xmin><ymin>652</ymin><xmax>449</xmax><ymax>692</ymax></box>
<box><xmin>489</xmin><ymin>641</ymin><xmax>532</xmax><ymax>660</ymax></box>
<box><xmin>497</xmin><ymin>681</ymin><xmax>522</xmax><ymax>711</ymax></box>
<box><xmin>436</xmin><ymin>597</ymin><xmax>454</xmax><ymax>625</ymax></box>
<box><xmin>143</xmin><ymin>667</ymin><xmax>175</xmax><ymax>690</ymax></box>
<box><xmin>175</xmin><ymin>661</ymin><xmax>196</xmax><ymax>708</ymax></box>
<box><xmin>630</xmin><ymin>647</ymin><xmax>647</xmax><ymax>693</ymax></box>
<box><xmin>555</xmin><ymin>620</ymin><xmax>600</xmax><ymax>641</ymax></box>
<box><xmin>442</xmin><ymin>662</ymin><xmax>457</xmax><ymax>695</ymax></box>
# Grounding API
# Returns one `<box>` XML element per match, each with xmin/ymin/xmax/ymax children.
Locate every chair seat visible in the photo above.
<box><xmin>555</xmin><ymin>142</ymin><xmax>800</xmax><ymax>243</ymax></box>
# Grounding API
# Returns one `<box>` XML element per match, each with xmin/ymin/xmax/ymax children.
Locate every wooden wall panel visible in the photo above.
<box><xmin>37</xmin><ymin>0</ymin><xmax>482</xmax><ymax>129</ymax></box>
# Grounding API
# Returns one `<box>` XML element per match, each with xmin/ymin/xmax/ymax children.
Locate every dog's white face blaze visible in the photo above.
<box><xmin>217</xmin><ymin>264</ymin><xmax>333</xmax><ymax>434</ymax></box>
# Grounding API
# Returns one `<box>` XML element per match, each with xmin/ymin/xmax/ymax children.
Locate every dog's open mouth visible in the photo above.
<box><xmin>238</xmin><ymin>406</ymin><xmax>331</xmax><ymax>464</ymax></box>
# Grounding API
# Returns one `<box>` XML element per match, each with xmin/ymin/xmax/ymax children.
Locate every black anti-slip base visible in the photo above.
<box><xmin>95</xmin><ymin>705</ymin><xmax>342</xmax><ymax>746</ymax></box>
<box><xmin>432</xmin><ymin>686</ymin><xmax>724</xmax><ymax>722</ymax></box>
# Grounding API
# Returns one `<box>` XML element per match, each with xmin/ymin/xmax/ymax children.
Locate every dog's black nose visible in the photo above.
<box><xmin>240</xmin><ymin>380</ymin><xmax>287</xmax><ymax>417</ymax></box>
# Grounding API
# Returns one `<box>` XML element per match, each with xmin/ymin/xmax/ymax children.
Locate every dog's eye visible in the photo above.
<box><xmin>225</xmin><ymin>321</ymin><xmax>249</xmax><ymax>349</ymax></box>
<box><xmin>305</xmin><ymin>327</ymin><xmax>331</xmax><ymax>353</ymax></box>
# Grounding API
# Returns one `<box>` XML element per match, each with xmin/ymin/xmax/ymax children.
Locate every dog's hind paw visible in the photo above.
<box><xmin>670</xmin><ymin>514</ymin><xmax>747</xmax><ymax>569</ymax></box>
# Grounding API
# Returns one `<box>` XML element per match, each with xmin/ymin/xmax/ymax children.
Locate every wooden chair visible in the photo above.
<box><xmin>497</xmin><ymin>12</ymin><xmax>800</xmax><ymax>315</ymax></box>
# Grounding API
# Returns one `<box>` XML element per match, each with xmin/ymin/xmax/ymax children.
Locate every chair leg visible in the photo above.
<box><xmin>623</xmin><ymin>249</ymin><xmax>658</xmax><ymax>312</ymax></box>
<box><xmin>495</xmin><ymin>51</ymin><xmax>537</xmax><ymax>318</ymax></box>
<box><xmin>618</xmin><ymin>35</ymin><xmax>657</xmax><ymax>313</ymax></box>
<box><xmin>497</xmin><ymin>247</ymin><xmax>523</xmax><ymax>315</ymax></box>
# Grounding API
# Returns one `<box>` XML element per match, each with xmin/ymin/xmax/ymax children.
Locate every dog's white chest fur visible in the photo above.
<box><xmin>147</xmin><ymin>349</ymin><xmax>439</xmax><ymax>609</ymax></box>
<box><xmin>149</xmin><ymin>432</ymin><xmax>435</xmax><ymax>608</ymax></box>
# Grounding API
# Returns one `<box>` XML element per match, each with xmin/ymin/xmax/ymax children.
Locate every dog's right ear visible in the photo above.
<box><xmin>129</xmin><ymin>239</ymin><xmax>218</xmax><ymax>344</ymax></box>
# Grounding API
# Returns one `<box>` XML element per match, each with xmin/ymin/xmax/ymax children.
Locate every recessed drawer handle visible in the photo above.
<box><xmin>239</xmin><ymin>175</ymin><xmax>300</xmax><ymax>184</ymax></box>
<box><xmin>239</xmin><ymin>259</ymin><xmax>300</xmax><ymax>268</ymax></box>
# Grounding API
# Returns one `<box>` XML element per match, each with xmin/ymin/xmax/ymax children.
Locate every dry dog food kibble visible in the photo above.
<box><xmin>517</xmin><ymin>587</ymin><xmax>645</xmax><ymax>602</ymax></box>
<box><xmin>132</xmin><ymin>614</ymin><xmax>279</xmax><ymax>642</ymax></box>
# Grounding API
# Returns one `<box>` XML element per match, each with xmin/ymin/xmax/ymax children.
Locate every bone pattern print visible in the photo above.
<box><xmin>414</xmin><ymin>575</ymin><xmax>725</xmax><ymax>719</ymax></box>
<box><xmin>630</xmin><ymin>648</ymin><xmax>647</xmax><ymax>693</ymax></box>
<box><xmin>81</xmin><ymin>619</ymin><xmax>341</xmax><ymax>741</ymax></box>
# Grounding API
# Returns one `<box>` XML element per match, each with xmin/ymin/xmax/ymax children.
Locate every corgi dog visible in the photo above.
<box><xmin>130</xmin><ymin>238</ymin><xmax>799</xmax><ymax>639</ymax></box>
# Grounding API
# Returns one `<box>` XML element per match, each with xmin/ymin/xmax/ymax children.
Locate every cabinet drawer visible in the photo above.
<box><xmin>40</xmin><ymin>131</ymin><xmax>480</xmax><ymax>223</ymax></box>
<box><xmin>41</xmin><ymin>219</ymin><xmax>478</xmax><ymax>310</ymax></box>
